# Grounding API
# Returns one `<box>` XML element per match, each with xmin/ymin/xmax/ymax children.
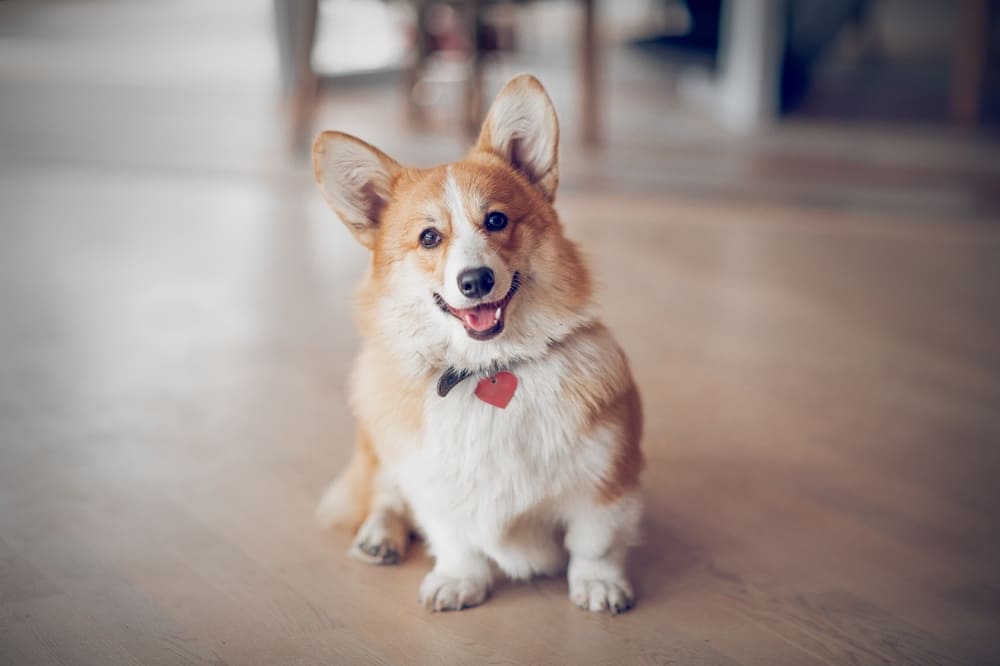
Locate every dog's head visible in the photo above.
<box><xmin>313</xmin><ymin>75</ymin><xmax>594</xmax><ymax>372</ymax></box>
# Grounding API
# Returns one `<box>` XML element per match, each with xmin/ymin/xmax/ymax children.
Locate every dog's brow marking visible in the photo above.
<box><xmin>443</xmin><ymin>167</ymin><xmax>469</xmax><ymax>231</ymax></box>
<box><xmin>444</xmin><ymin>167</ymin><xmax>487</xmax><ymax>235</ymax></box>
<box><xmin>442</xmin><ymin>167</ymin><xmax>491</xmax><ymax>302</ymax></box>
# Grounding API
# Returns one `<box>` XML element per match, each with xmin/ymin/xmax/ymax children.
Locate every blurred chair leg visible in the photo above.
<box><xmin>407</xmin><ymin>0</ymin><xmax>432</xmax><ymax>127</ymax></box>
<box><xmin>274</xmin><ymin>0</ymin><xmax>318</xmax><ymax>148</ymax></box>
<box><xmin>580</xmin><ymin>0</ymin><xmax>599</xmax><ymax>146</ymax></box>
<box><xmin>951</xmin><ymin>0</ymin><xmax>990</xmax><ymax>126</ymax></box>
<box><xmin>463</xmin><ymin>0</ymin><xmax>484</xmax><ymax>136</ymax></box>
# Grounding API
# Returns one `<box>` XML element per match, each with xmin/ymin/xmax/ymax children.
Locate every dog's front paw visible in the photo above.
<box><xmin>569</xmin><ymin>576</ymin><xmax>634</xmax><ymax>615</ymax></box>
<box><xmin>419</xmin><ymin>572</ymin><xmax>489</xmax><ymax>612</ymax></box>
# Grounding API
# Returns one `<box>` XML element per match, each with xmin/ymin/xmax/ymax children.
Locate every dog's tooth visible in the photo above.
<box><xmin>495</xmin><ymin>307</ymin><xmax>501</xmax><ymax>321</ymax></box>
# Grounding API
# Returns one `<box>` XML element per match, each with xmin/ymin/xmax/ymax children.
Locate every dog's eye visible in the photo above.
<box><xmin>419</xmin><ymin>227</ymin><xmax>442</xmax><ymax>249</ymax></box>
<box><xmin>484</xmin><ymin>211</ymin><xmax>508</xmax><ymax>232</ymax></box>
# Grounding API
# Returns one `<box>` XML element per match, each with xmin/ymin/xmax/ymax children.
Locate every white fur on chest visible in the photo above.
<box><xmin>392</xmin><ymin>344</ymin><xmax>614</xmax><ymax>538</ymax></box>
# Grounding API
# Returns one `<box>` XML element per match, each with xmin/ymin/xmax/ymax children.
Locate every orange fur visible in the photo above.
<box><xmin>593</xmin><ymin>382</ymin><xmax>644</xmax><ymax>503</ymax></box>
<box><xmin>558</xmin><ymin>324</ymin><xmax>644</xmax><ymax>502</ymax></box>
<box><xmin>317</xmin><ymin>427</ymin><xmax>376</xmax><ymax>531</ymax></box>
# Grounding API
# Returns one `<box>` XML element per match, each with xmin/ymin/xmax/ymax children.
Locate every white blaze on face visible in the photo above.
<box><xmin>440</xmin><ymin>168</ymin><xmax>510</xmax><ymax>307</ymax></box>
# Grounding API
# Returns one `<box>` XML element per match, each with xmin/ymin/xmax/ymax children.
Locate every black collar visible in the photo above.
<box><xmin>436</xmin><ymin>367</ymin><xmax>472</xmax><ymax>397</ymax></box>
<box><xmin>436</xmin><ymin>361</ymin><xmax>515</xmax><ymax>397</ymax></box>
<box><xmin>433</xmin><ymin>323</ymin><xmax>588</xmax><ymax>398</ymax></box>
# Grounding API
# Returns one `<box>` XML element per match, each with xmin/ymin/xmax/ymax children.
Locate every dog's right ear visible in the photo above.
<box><xmin>312</xmin><ymin>131</ymin><xmax>401</xmax><ymax>249</ymax></box>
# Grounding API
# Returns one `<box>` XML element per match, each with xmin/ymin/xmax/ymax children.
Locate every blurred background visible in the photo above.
<box><xmin>2</xmin><ymin>0</ymin><xmax>998</xmax><ymax>214</ymax></box>
<box><xmin>2</xmin><ymin>1</ymin><xmax>1000</xmax><ymax>663</ymax></box>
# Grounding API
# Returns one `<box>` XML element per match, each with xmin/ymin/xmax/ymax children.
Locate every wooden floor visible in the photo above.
<box><xmin>2</xmin><ymin>2</ymin><xmax>1000</xmax><ymax>664</ymax></box>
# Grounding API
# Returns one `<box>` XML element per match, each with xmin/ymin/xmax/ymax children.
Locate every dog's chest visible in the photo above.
<box><xmin>400</xmin><ymin>359</ymin><xmax>606</xmax><ymax>524</ymax></box>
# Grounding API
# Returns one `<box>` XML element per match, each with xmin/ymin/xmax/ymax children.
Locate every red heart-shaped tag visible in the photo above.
<box><xmin>475</xmin><ymin>372</ymin><xmax>517</xmax><ymax>409</ymax></box>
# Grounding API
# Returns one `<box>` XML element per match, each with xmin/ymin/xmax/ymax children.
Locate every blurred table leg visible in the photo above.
<box><xmin>274</xmin><ymin>0</ymin><xmax>318</xmax><ymax>147</ymax></box>
<box><xmin>580</xmin><ymin>0</ymin><xmax>599</xmax><ymax>146</ymax></box>
<box><xmin>951</xmin><ymin>0</ymin><xmax>990</xmax><ymax>126</ymax></box>
<box><xmin>715</xmin><ymin>0</ymin><xmax>785</xmax><ymax>132</ymax></box>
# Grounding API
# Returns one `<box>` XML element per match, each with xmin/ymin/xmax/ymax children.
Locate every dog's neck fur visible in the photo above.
<box><xmin>372</xmin><ymin>288</ymin><xmax>598</xmax><ymax>383</ymax></box>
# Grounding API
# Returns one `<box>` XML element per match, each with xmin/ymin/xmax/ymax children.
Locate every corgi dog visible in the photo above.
<box><xmin>312</xmin><ymin>74</ymin><xmax>643</xmax><ymax>614</ymax></box>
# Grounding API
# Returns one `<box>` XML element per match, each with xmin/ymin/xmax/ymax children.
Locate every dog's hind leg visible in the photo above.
<box><xmin>316</xmin><ymin>427</ymin><xmax>378</xmax><ymax>531</ymax></box>
<box><xmin>316</xmin><ymin>427</ymin><xmax>412</xmax><ymax>565</ymax></box>
<box><xmin>350</xmin><ymin>472</ymin><xmax>411</xmax><ymax>565</ymax></box>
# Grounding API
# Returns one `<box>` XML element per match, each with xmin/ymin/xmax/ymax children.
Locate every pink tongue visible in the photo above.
<box><xmin>461</xmin><ymin>305</ymin><xmax>498</xmax><ymax>332</ymax></box>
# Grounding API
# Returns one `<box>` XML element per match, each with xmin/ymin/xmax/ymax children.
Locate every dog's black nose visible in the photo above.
<box><xmin>458</xmin><ymin>267</ymin><xmax>495</xmax><ymax>299</ymax></box>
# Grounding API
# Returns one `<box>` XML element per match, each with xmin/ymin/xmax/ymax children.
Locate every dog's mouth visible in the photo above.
<box><xmin>434</xmin><ymin>272</ymin><xmax>520</xmax><ymax>341</ymax></box>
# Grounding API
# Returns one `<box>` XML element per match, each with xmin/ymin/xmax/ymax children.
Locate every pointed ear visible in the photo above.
<box><xmin>312</xmin><ymin>131</ymin><xmax>401</xmax><ymax>249</ymax></box>
<box><xmin>475</xmin><ymin>74</ymin><xmax>559</xmax><ymax>201</ymax></box>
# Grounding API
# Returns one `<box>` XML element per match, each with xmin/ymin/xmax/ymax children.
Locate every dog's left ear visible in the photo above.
<box><xmin>475</xmin><ymin>74</ymin><xmax>559</xmax><ymax>201</ymax></box>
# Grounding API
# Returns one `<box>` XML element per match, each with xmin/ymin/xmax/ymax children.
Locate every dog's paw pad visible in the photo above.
<box><xmin>569</xmin><ymin>577</ymin><xmax>634</xmax><ymax>615</ymax></box>
<box><xmin>419</xmin><ymin>573</ymin><xmax>488</xmax><ymax>612</ymax></box>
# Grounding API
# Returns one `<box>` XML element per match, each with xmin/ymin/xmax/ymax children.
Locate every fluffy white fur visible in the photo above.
<box><xmin>338</xmin><ymin>307</ymin><xmax>642</xmax><ymax>611</ymax></box>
